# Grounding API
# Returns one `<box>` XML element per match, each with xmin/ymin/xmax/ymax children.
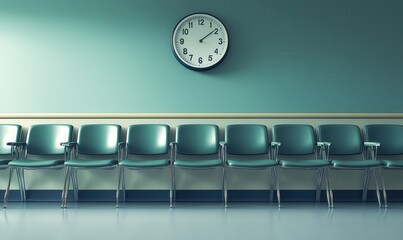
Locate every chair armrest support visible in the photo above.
<box><xmin>7</xmin><ymin>142</ymin><xmax>26</xmax><ymax>146</ymax></box>
<box><xmin>270</xmin><ymin>142</ymin><xmax>281</xmax><ymax>162</ymax></box>
<box><xmin>170</xmin><ymin>142</ymin><xmax>177</xmax><ymax>164</ymax></box>
<box><xmin>60</xmin><ymin>142</ymin><xmax>77</xmax><ymax>161</ymax></box>
<box><xmin>363</xmin><ymin>142</ymin><xmax>380</xmax><ymax>160</ymax></box>
<box><xmin>219</xmin><ymin>141</ymin><xmax>227</xmax><ymax>164</ymax></box>
<box><xmin>60</xmin><ymin>142</ymin><xmax>77</xmax><ymax>147</ymax></box>
<box><xmin>316</xmin><ymin>142</ymin><xmax>331</xmax><ymax>161</ymax></box>
<box><xmin>117</xmin><ymin>142</ymin><xmax>126</xmax><ymax>162</ymax></box>
<box><xmin>7</xmin><ymin>142</ymin><xmax>26</xmax><ymax>160</ymax></box>
<box><xmin>317</xmin><ymin>142</ymin><xmax>331</xmax><ymax>147</ymax></box>
<box><xmin>364</xmin><ymin>142</ymin><xmax>381</xmax><ymax>147</ymax></box>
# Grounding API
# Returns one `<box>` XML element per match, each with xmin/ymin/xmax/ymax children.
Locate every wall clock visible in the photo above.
<box><xmin>172</xmin><ymin>13</ymin><xmax>229</xmax><ymax>71</ymax></box>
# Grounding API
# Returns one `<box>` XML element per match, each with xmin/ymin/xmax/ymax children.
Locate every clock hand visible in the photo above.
<box><xmin>199</xmin><ymin>29</ymin><xmax>217</xmax><ymax>43</ymax></box>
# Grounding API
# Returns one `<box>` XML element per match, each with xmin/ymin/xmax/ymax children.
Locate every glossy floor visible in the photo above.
<box><xmin>1</xmin><ymin>202</ymin><xmax>402</xmax><ymax>240</ymax></box>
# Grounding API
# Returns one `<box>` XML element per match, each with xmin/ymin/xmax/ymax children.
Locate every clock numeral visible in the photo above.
<box><xmin>198</xmin><ymin>19</ymin><xmax>204</xmax><ymax>25</ymax></box>
<box><xmin>214</xmin><ymin>28</ymin><xmax>218</xmax><ymax>34</ymax></box>
<box><xmin>214</xmin><ymin>49</ymin><xmax>219</xmax><ymax>54</ymax></box>
<box><xmin>182</xmin><ymin>28</ymin><xmax>189</xmax><ymax>35</ymax></box>
<box><xmin>180</xmin><ymin>38</ymin><xmax>185</xmax><ymax>45</ymax></box>
<box><xmin>183</xmin><ymin>48</ymin><xmax>188</xmax><ymax>55</ymax></box>
<box><xmin>198</xmin><ymin>57</ymin><xmax>203</xmax><ymax>64</ymax></box>
<box><xmin>210</xmin><ymin>22</ymin><xmax>213</xmax><ymax>28</ymax></box>
<box><xmin>218</xmin><ymin>38</ymin><xmax>223</xmax><ymax>45</ymax></box>
<box><xmin>188</xmin><ymin>22</ymin><xmax>193</xmax><ymax>28</ymax></box>
<box><xmin>189</xmin><ymin>54</ymin><xmax>193</xmax><ymax>61</ymax></box>
<box><xmin>208</xmin><ymin>55</ymin><xmax>213</xmax><ymax>61</ymax></box>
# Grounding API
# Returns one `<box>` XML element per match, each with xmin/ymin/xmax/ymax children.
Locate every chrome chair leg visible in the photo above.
<box><xmin>325</xmin><ymin>167</ymin><xmax>333</xmax><ymax>208</ymax></box>
<box><xmin>325</xmin><ymin>171</ymin><xmax>330</xmax><ymax>207</ymax></box>
<box><xmin>121</xmin><ymin>169</ymin><xmax>126</xmax><ymax>202</ymax></box>
<box><xmin>274</xmin><ymin>167</ymin><xmax>281</xmax><ymax>208</ymax></box>
<box><xmin>17</xmin><ymin>169</ymin><xmax>27</xmax><ymax>201</ymax></box>
<box><xmin>316</xmin><ymin>168</ymin><xmax>324</xmax><ymax>202</ymax></box>
<box><xmin>376</xmin><ymin>167</ymin><xmax>387</xmax><ymax>208</ymax></box>
<box><xmin>65</xmin><ymin>168</ymin><xmax>73</xmax><ymax>207</ymax></box>
<box><xmin>60</xmin><ymin>167</ymin><xmax>70</xmax><ymax>208</ymax></box>
<box><xmin>371</xmin><ymin>168</ymin><xmax>382</xmax><ymax>208</ymax></box>
<box><xmin>14</xmin><ymin>168</ymin><xmax>26</xmax><ymax>202</ymax></box>
<box><xmin>118</xmin><ymin>167</ymin><xmax>126</xmax><ymax>207</ymax></box>
<box><xmin>270</xmin><ymin>167</ymin><xmax>277</xmax><ymax>202</ymax></box>
<box><xmin>4</xmin><ymin>167</ymin><xmax>15</xmax><ymax>208</ymax></box>
<box><xmin>16</xmin><ymin>168</ymin><xmax>24</xmax><ymax>202</ymax></box>
<box><xmin>172</xmin><ymin>166</ymin><xmax>176</xmax><ymax>207</ymax></box>
<box><xmin>116</xmin><ymin>166</ymin><xmax>123</xmax><ymax>208</ymax></box>
<box><xmin>222</xmin><ymin>165</ymin><xmax>227</xmax><ymax>208</ymax></box>
<box><xmin>72</xmin><ymin>169</ymin><xmax>78</xmax><ymax>202</ymax></box>
<box><xmin>169</xmin><ymin>165</ymin><xmax>173</xmax><ymax>208</ymax></box>
<box><xmin>22</xmin><ymin>169</ymin><xmax>27</xmax><ymax>201</ymax></box>
<box><xmin>61</xmin><ymin>167</ymin><xmax>70</xmax><ymax>208</ymax></box>
<box><xmin>327</xmin><ymin>167</ymin><xmax>334</xmax><ymax>208</ymax></box>
<box><xmin>362</xmin><ymin>169</ymin><xmax>371</xmax><ymax>202</ymax></box>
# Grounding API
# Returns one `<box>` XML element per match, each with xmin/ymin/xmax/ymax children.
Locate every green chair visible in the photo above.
<box><xmin>116</xmin><ymin>124</ymin><xmax>172</xmax><ymax>208</ymax></box>
<box><xmin>364</xmin><ymin>124</ymin><xmax>403</xmax><ymax>207</ymax></box>
<box><xmin>221</xmin><ymin>124</ymin><xmax>279</xmax><ymax>207</ymax></box>
<box><xmin>318</xmin><ymin>124</ymin><xmax>386</xmax><ymax>208</ymax></box>
<box><xmin>0</xmin><ymin>124</ymin><xmax>22</xmax><ymax>170</ymax></box>
<box><xmin>4</xmin><ymin>124</ymin><xmax>73</xmax><ymax>208</ymax></box>
<box><xmin>61</xmin><ymin>124</ymin><xmax>121</xmax><ymax>208</ymax></box>
<box><xmin>171</xmin><ymin>124</ymin><xmax>223</xmax><ymax>206</ymax></box>
<box><xmin>272</xmin><ymin>124</ymin><xmax>332</xmax><ymax>207</ymax></box>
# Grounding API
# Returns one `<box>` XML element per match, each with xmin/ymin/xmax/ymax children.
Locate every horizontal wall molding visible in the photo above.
<box><xmin>1</xmin><ymin>113</ymin><xmax>403</xmax><ymax>119</ymax></box>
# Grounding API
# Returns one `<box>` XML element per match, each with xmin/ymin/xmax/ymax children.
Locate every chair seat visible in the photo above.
<box><xmin>119</xmin><ymin>159</ymin><xmax>170</xmax><ymax>168</ymax></box>
<box><xmin>279</xmin><ymin>159</ymin><xmax>329</xmax><ymax>168</ymax></box>
<box><xmin>174</xmin><ymin>159</ymin><xmax>222</xmax><ymax>168</ymax></box>
<box><xmin>227</xmin><ymin>159</ymin><xmax>277</xmax><ymax>168</ymax></box>
<box><xmin>65</xmin><ymin>159</ymin><xmax>118</xmax><ymax>168</ymax></box>
<box><xmin>9</xmin><ymin>159</ymin><xmax>64</xmax><ymax>168</ymax></box>
<box><xmin>382</xmin><ymin>160</ymin><xmax>403</xmax><ymax>168</ymax></box>
<box><xmin>331</xmin><ymin>160</ymin><xmax>382</xmax><ymax>168</ymax></box>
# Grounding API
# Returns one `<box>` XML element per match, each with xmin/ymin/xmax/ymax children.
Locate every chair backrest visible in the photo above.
<box><xmin>364</xmin><ymin>124</ymin><xmax>403</xmax><ymax>155</ymax></box>
<box><xmin>176</xmin><ymin>124</ymin><xmax>219</xmax><ymax>155</ymax></box>
<box><xmin>0</xmin><ymin>124</ymin><xmax>22</xmax><ymax>155</ymax></box>
<box><xmin>126</xmin><ymin>124</ymin><xmax>170</xmax><ymax>155</ymax></box>
<box><xmin>272</xmin><ymin>124</ymin><xmax>316</xmax><ymax>155</ymax></box>
<box><xmin>318</xmin><ymin>124</ymin><xmax>363</xmax><ymax>155</ymax></box>
<box><xmin>225</xmin><ymin>124</ymin><xmax>269</xmax><ymax>155</ymax></box>
<box><xmin>26</xmin><ymin>124</ymin><xmax>73</xmax><ymax>155</ymax></box>
<box><xmin>77</xmin><ymin>124</ymin><xmax>121</xmax><ymax>155</ymax></box>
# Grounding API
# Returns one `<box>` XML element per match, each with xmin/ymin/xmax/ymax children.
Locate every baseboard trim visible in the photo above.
<box><xmin>0</xmin><ymin>189</ymin><xmax>401</xmax><ymax>202</ymax></box>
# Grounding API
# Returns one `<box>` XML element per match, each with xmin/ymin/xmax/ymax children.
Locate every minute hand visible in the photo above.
<box><xmin>199</xmin><ymin>29</ymin><xmax>217</xmax><ymax>43</ymax></box>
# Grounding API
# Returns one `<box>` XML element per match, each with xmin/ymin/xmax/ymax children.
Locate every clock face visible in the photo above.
<box><xmin>172</xmin><ymin>13</ymin><xmax>229</xmax><ymax>71</ymax></box>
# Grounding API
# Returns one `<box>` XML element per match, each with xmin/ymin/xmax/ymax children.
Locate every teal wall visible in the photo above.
<box><xmin>1</xmin><ymin>0</ymin><xmax>402</xmax><ymax>113</ymax></box>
